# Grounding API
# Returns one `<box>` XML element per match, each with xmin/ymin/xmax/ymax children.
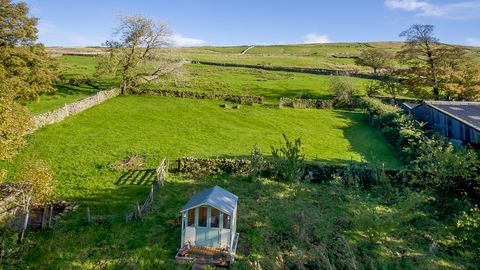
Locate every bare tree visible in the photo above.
<box><xmin>97</xmin><ymin>14</ymin><xmax>184</xmax><ymax>94</ymax></box>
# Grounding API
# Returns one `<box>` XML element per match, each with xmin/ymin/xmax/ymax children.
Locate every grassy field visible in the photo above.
<box><xmin>173</xmin><ymin>42</ymin><xmax>480</xmax><ymax>71</ymax></box>
<box><xmin>25</xmin><ymin>55</ymin><xmax>118</xmax><ymax>114</ymax></box>
<box><xmin>151</xmin><ymin>64</ymin><xmax>371</xmax><ymax>101</ymax></box>
<box><xmin>6</xmin><ymin>96</ymin><xmax>401</xmax><ymax>207</ymax></box>
<box><xmin>26</xmin><ymin>55</ymin><xmax>373</xmax><ymax>113</ymax></box>
<box><xmin>6</xmin><ymin>43</ymin><xmax>478</xmax><ymax>269</ymax></box>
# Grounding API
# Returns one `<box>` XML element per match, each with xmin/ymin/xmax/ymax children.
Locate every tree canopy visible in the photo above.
<box><xmin>97</xmin><ymin>14</ymin><xmax>184</xmax><ymax>94</ymax></box>
<box><xmin>0</xmin><ymin>0</ymin><xmax>56</xmax><ymax>160</ymax></box>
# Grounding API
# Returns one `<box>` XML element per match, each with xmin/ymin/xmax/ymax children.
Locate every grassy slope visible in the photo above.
<box><xmin>150</xmin><ymin>64</ymin><xmax>371</xmax><ymax>101</ymax></box>
<box><xmin>17</xmin><ymin>176</ymin><xmax>469</xmax><ymax>269</ymax></box>
<box><xmin>172</xmin><ymin>42</ymin><xmax>480</xmax><ymax>70</ymax></box>
<box><xmin>6</xmin><ymin>96</ymin><xmax>400</xmax><ymax>208</ymax></box>
<box><xmin>25</xmin><ymin>56</ymin><xmax>111</xmax><ymax>114</ymax></box>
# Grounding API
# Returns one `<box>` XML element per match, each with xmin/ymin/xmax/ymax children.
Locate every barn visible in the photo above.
<box><xmin>403</xmin><ymin>101</ymin><xmax>480</xmax><ymax>145</ymax></box>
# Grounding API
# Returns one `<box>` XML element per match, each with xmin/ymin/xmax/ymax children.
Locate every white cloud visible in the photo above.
<box><xmin>303</xmin><ymin>33</ymin><xmax>331</xmax><ymax>44</ymax></box>
<box><xmin>169</xmin><ymin>34</ymin><xmax>206</xmax><ymax>47</ymax></box>
<box><xmin>385</xmin><ymin>0</ymin><xmax>480</xmax><ymax>19</ymax></box>
<box><xmin>466</xmin><ymin>38</ymin><xmax>480</xmax><ymax>46</ymax></box>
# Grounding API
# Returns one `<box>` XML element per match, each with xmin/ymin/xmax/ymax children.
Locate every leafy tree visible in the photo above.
<box><xmin>97</xmin><ymin>14</ymin><xmax>184</xmax><ymax>94</ymax></box>
<box><xmin>378</xmin><ymin>76</ymin><xmax>405</xmax><ymax>102</ymax></box>
<box><xmin>0</xmin><ymin>93</ymin><xmax>31</xmax><ymax>160</ymax></box>
<box><xmin>397</xmin><ymin>24</ymin><xmax>474</xmax><ymax>100</ymax></box>
<box><xmin>365</xmin><ymin>81</ymin><xmax>381</xmax><ymax>97</ymax></box>
<box><xmin>17</xmin><ymin>157</ymin><xmax>55</xmax><ymax>241</ymax></box>
<box><xmin>397</xmin><ymin>24</ymin><xmax>441</xmax><ymax>98</ymax></box>
<box><xmin>355</xmin><ymin>49</ymin><xmax>391</xmax><ymax>73</ymax></box>
<box><xmin>441</xmin><ymin>60</ymin><xmax>480</xmax><ymax>101</ymax></box>
<box><xmin>0</xmin><ymin>0</ymin><xmax>56</xmax><ymax>161</ymax></box>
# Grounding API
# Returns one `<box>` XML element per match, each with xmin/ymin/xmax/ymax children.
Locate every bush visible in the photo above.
<box><xmin>249</xmin><ymin>145</ymin><xmax>265</xmax><ymax>182</ymax></box>
<box><xmin>270</xmin><ymin>134</ymin><xmax>305</xmax><ymax>183</ymax></box>
<box><xmin>330</xmin><ymin>77</ymin><xmax>357</xmax><ymax>108</ymax></box>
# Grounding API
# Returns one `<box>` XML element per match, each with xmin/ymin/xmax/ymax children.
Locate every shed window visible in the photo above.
<box><xmin>187</xmin><ymin>209</ymin><xmax>195</xmax><ymax>227</ymax></box>
<box><xmin>198</xmin><ymin>207</ymin><xmax>207</xmax><ymax>227</ymax></box>
<box><xmin>223</xmin><ymin>213</ymin><xmax>231</xmax><ymax>229</ymax></box>
<box><xmin>210</xmin><ymin>208</ymin><xmax>220</xmax><ymax>228</ymax></box>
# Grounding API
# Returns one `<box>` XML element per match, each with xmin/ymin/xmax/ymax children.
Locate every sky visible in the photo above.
<box><xmin>24</xmin><ymin>0</ymin><xmax>480</xmax><ymax>47</ymax></box>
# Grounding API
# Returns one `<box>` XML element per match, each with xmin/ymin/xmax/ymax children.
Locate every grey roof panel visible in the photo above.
<box><xmin>182</xmin><ymin>186</ymin><xmax>238</xmax><ymax>215</ymax></box>
<box><xmin>425</xmin><ymin>101</ymin><xmax>480</xmax><ymax>132</ymax></box>
<box><xmin>403</xmin><ymin>102</ymin><xmax>421</xmax><ymax>110</ymax></box>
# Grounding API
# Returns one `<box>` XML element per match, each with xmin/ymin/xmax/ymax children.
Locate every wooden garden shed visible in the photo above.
<box><xmin>176</xmin><ymin>186</ymin><xmax>239</xmax><ymax>266</ymax></box>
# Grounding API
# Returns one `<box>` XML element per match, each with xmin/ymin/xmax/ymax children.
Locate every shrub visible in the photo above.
<box><xmin>270</xmin><ymin>134</ymin><xmax>305</xmax><ymax>183</ymax></box>
<box><xmin>249</xmin><ymin>145</ymin><xmax>265</xmax><ymax>182</ymax></box>
<box><xmin>330</xmin><ymin>77</ymin><xmax>357</xmax><ymax>108</ymax></box>
<box><xmin>453</xmin><ymin>207</ymin><xmax>480</xmax><ymax>262</ymax></box>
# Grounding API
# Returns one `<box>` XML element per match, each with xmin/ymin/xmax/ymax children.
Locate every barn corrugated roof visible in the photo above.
<box><xmin>403</xmin><ymin>102</ymin><xmax>421</xmax><ymax>110</ymax></box>
<box><xmin>181</xmin><ymin>186</ymin><xmax>238</xmax><ymax>215</ymax></box>
<box><xmin>425</xmin><ymin>101</ymin><xmax>480</xmax><ymax>132</ymax></box>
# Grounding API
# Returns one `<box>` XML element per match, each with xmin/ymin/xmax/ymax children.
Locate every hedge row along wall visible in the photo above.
<box><xmin>178</xmin><ymin>157</ymin><xmax>252</xmax><ymax>175</ymax></box>
<box><xmin>178</xmin><ymin>156</ymin><xmax>402</xmax><ymax>186</ymax></box>
<box><xmin>140</xmin><ymin>89</ymin><xmax>265</xmax><ymax>105</ymax></box>
<box><xmin>192</xmin><ymin>60</ymin><xmax>385</xmax><ymax>80</ymax></box>
<box><xmin>279</xmin><ymin>97</ymin><xmax>333</xmax><ymax>109</ymax></box>
<box><xmin>32</xmin><ymin>88</ymin><xmax>120</xmax><ymax>132</ymax></box>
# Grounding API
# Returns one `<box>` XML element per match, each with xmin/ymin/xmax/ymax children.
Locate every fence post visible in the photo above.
<box><xmin>87</xmin><ymin>207</ymin><xmax>91</xmax><ymax>224</ymax></box>
<box><xmin>41</xmin><ymin>205</ymin><xmax>48</xmax><ymax>229</ymax></box>
<box><xmin>136</xmin><ymin>202</ymin><xmax>141</xmax><ymax>218</ymax></box>
<box><xmin>48</xmin><ymin>205</ymin><xmax>53</xmax><ymax>228</ymax></box>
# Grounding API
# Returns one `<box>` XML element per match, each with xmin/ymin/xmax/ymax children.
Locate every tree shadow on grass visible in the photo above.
<box><xmin>333</xmin><ymin>110</ymin><xmax>403</xmax><ymax>169</ymax></box>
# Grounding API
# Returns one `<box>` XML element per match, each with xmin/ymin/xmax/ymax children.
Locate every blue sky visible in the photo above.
<box><xmin>26</xmin><ymin>0</ymin><xmax>480</xmax><ymax>47</ymax></box>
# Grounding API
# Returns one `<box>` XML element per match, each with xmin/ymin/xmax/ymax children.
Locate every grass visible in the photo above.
<box><xmin>4</xmin><ymin>96</ymin><xmax>400</xmax><ymax>209</ymax></box>
<box><xmin>26</xmin><ymin>55</ymin><xmax>374</xmax><ymax>113</ymax></box>
<box><xmin>153</xmin><ymin>64</ymin><xmax>372</xmax><ymax>102</ymax></box>
<box><xmin>11</xmin><ymin>175</ymin><xmax>471</xmax><ymax>269</ymax></box>
<box><xmin>24</xmin><ymin>55</ymin><xmax>117</xmax><ymax>114</ymax></box>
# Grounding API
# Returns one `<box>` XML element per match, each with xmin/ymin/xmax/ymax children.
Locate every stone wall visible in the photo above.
<box><xmin>279</xmin><ymin>97</ymin><xmax>333</xmax><ymax>109</ymax></box>
<box><xmin>32</xmin><ymin>88</ymin><xmax>120</xmax><ymax>132</ymax></box>
<box><xmin>192</xmin><ymin>60</ymin><xmax>385</xmax><ymax>80</ymax></box>
<box><xmin>141</xmin><ymin>89</ymin><xmax>265</xmax><ymax>105</ymax></box>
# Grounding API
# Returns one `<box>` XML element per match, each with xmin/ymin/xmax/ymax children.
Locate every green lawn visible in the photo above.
<box><xmin>5</xmin><ymin>96</ymin><xmax>400</xmax><ymax>210</ymax></box>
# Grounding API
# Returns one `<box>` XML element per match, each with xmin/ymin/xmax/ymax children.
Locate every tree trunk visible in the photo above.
<box><xmin>373</xmin><ymin>67</ymin><xmax>377</xmax><ymax>74</ymax></box>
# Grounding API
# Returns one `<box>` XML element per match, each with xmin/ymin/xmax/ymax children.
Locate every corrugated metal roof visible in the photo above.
<box><xmin>425</xmin><ymin>101</ymin><xmax>480</xmax><ymax>132</ymax></box>
<box><xmin>181</xmin><ymin>186</ymin><xmax>238</xmax><ymax>215</ymax></box>
<box><xmin>402</xmin><ymin>102</ymin><xmax>421</xmax><ymax>110</ymax></box>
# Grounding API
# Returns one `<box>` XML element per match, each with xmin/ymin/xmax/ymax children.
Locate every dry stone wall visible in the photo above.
<box><xmin>32</xmin><ymin>88</ymin><xmax>120</xmax><ymax>132</ymax></box>
<box><xmin>279</xmin><ymin>97</ymin><xmax>333</xmax><ymax>109</ymax></box>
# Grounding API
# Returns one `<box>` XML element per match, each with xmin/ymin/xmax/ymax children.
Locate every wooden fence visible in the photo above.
<box><xmin>125</xmin><ymin>158</ymin><xmax>168</xmax><ymax>222</ymax></box>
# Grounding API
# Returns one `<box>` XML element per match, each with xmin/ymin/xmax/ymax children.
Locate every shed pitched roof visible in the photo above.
<box><xmin>425</xmin><ymin>101</ymin><xmax>480</xmax><ymax>132</ymax></box>
<box><xmin>402</xmin><ymin>102</ymin><xmax>421</xmax><ymax>110</ymax></box>
<box><xmin>182</xmin><ymin>186</ymin><xmax>238</xmax><ymax>215</ymax></box>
